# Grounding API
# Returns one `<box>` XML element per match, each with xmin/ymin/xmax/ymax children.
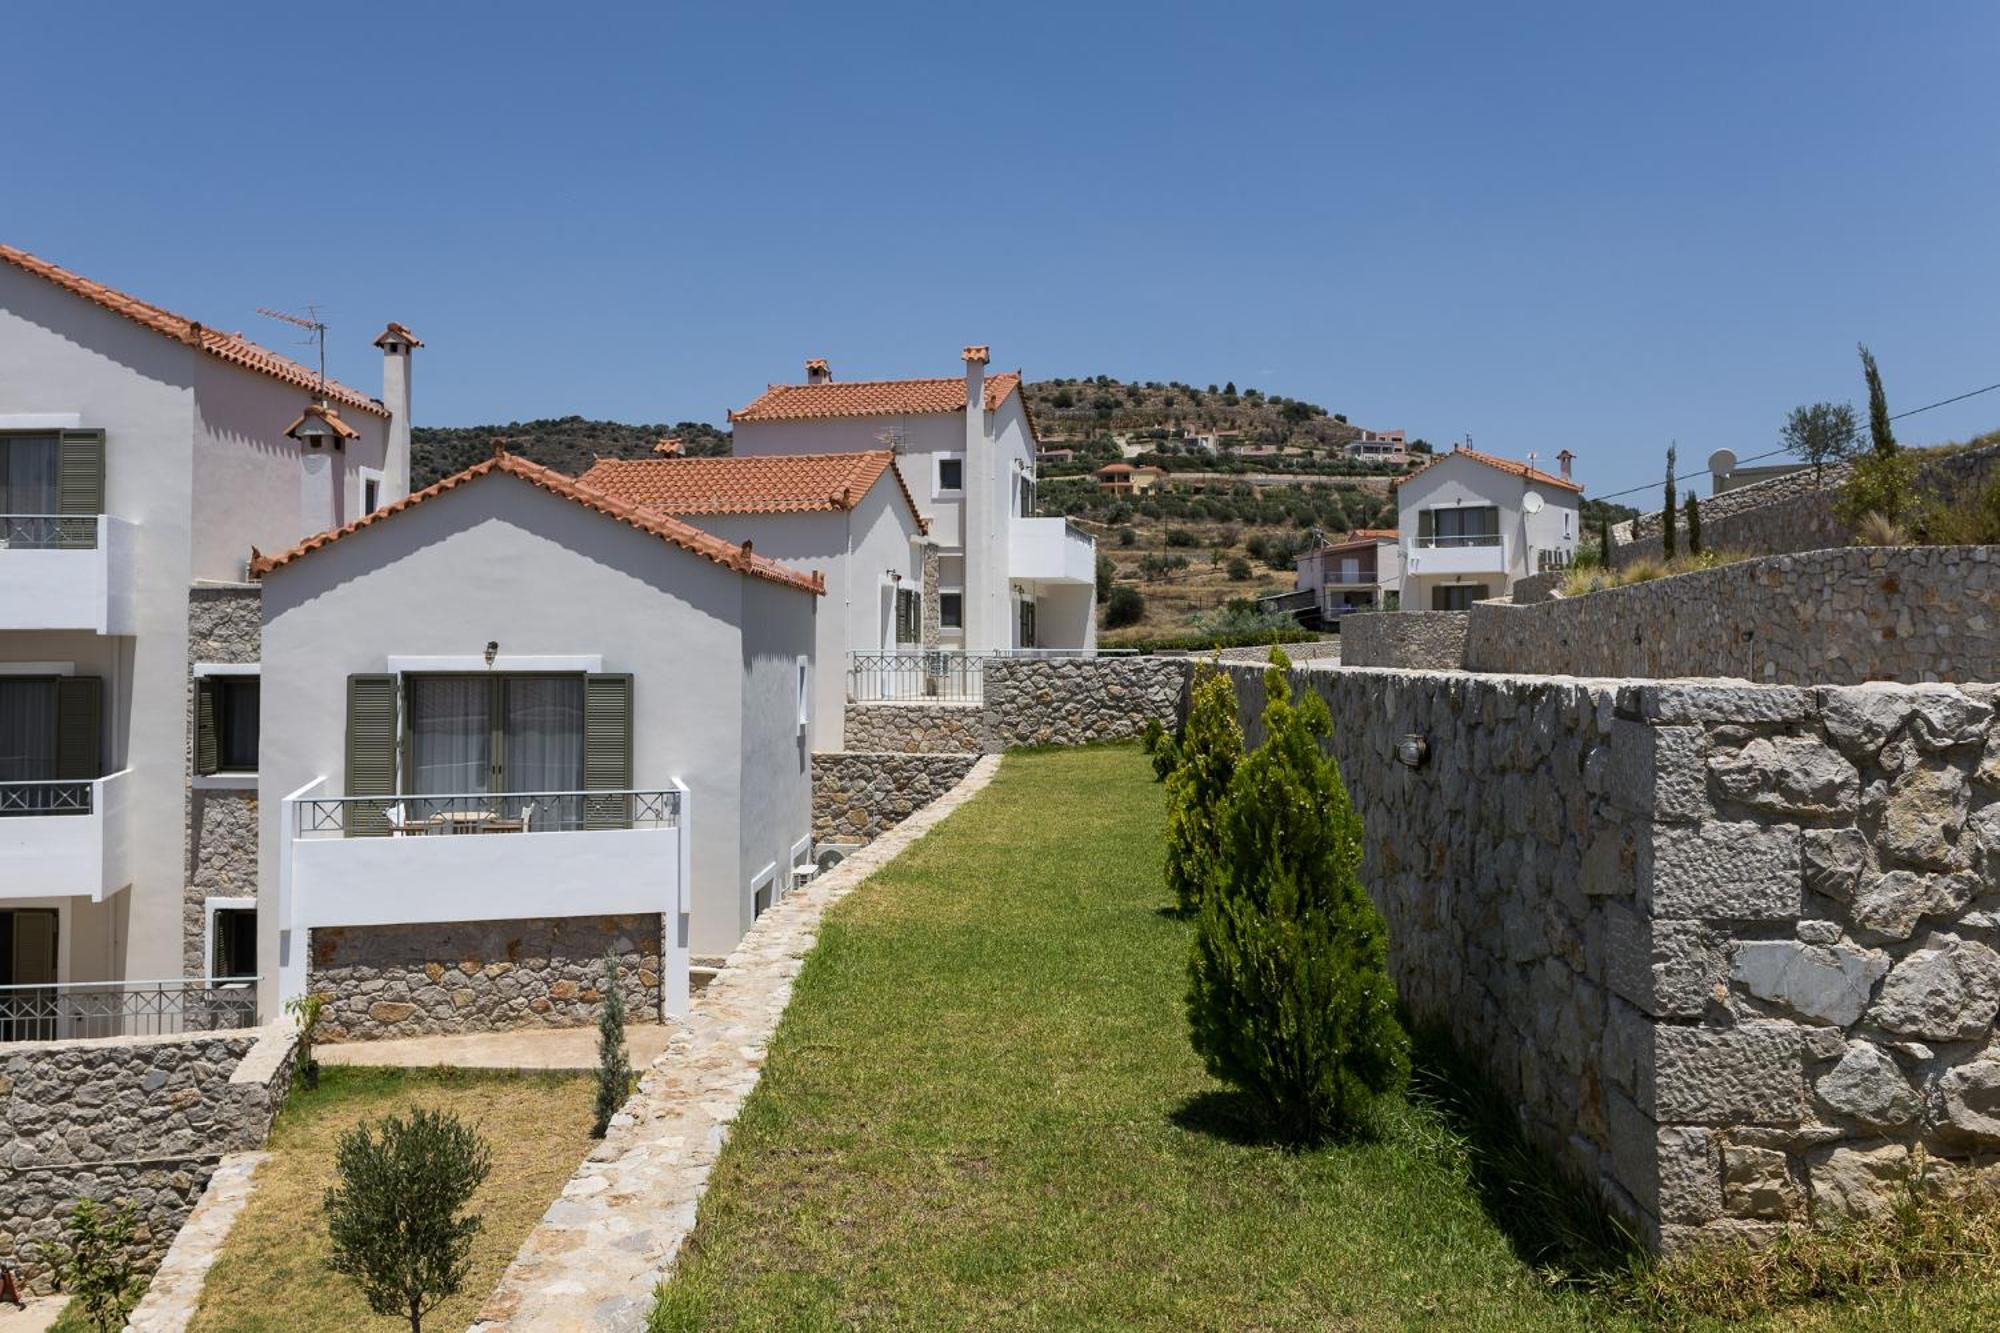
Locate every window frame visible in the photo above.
<box><xmin>938</xmin><ymin>586</ymin><xmax>965</xmax><ymax>632</ymax></box>
<box><xmin>193</xmin><ymin>663</ymin><xmax>260</xmax><ymax>788</ymax></box>
<box><xmin>795</xmin><ymin>655</ymin><xmax>810</xmax><ymax>733</ymax></box>
<box><xmin>400</xmin><ymin>670</ymin><xmax>587</xmax><ymax>798</ymax></box>
<box><xmin>934</xmin><ymin>452</ymin><xmax>966</xmax><ymax>497</ymax></box>
<box><xmin>203</xmin><ymin>896</ymin><xmax>258</xmax><ymax>982</ymax></box>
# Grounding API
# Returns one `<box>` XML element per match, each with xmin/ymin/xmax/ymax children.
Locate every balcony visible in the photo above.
<box><xmin>1010</xmin><ymin>516</ymin><xmax>1096</xmax><ymax>585</ymax></box>
<box><xmin>0</xmin><ymin>515</ymin><xmax>139</xmax><ymax>633</ymax></box>
<box><xmin>0</xmin><ymin>977</ymin><xmax>256</xmax><ymax>1043</ymax></box>
<box><xmin>1404</xmin><ymin>534</ymin><xmax>1509</xmax><ymax>578</ymax></box>
<box><xmin>0</xmin><ymin>769</ymin><xmax>134</xmax><ymax>901</ymax></box>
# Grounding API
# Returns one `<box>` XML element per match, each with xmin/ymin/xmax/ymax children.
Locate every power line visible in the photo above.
<box><xmin>1588</xmin><ymin>377</ymin><xmax>2000</xmax><ymax>504</ymax></box>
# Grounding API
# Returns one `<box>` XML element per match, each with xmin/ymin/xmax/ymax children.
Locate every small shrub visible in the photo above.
<box><xmin>1836</xmin><ymin>448</ymin><xmax>1921</xmax><ymax>530</ymax></box>
<box><xmin>1684</xmin><ymin>492</ymin><xmax>1702</xmax><ymax>556</ymax></box>
<box><xmin>1165</xmin><ymin>527</ymin><xmax>1198</xmax><ymax>548</ymax></box>
<box><xmin>1186</xmin><ymin>651</ymin><xmax>1408</xmax><ymax>1140</ymax></box>
<box><xmin>1853</xmin><ymin>509</ymin><xmax>1913</xmax><ymax>547</ymax></box>
<box><xmin>593</xmin><ymin>951</ymin><xmax>634</xmax><ymax>1139</ymax></box>
<box><xmin>1116</xmin><ymin>526</ymin><xmax>1137</xmax><ymax>548</ymax></box>
<box><xmin>285</xmin><ymin>991</ymin><xmax>326</xmax><ymax>1091</ymax></box>
<box><xmin>1103</xmin><ymin>585</ymin><xmax>1146</xmax><ymax>629</ymax></box>
<box><xmin>1163</xmin><ymin>664</ymin><xmax>1243</xmax><ymax>914</ymax></box>
<box><xmin>43</xmin><ymin>1198</ymin><xmax>141</xmax><ymax>1332</ymax></box>
<box><xmin>1141</xmin><ymin>717</ymin><xmax>1180</xmax><ymax>781</ymax></box>
<box><xmin>325</xmin><ymin>1107</ymin><xmax>493</xmax><ymax>1333</ymax></box>
<box><xmin>1225</xmin><ymin>556</ymin><xmax>1252</xmax><ymax>582</ymax></box>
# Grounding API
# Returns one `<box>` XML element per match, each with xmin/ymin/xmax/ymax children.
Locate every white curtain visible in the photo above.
<box><xmin>0</xmin><ymin>679</ymin><xmax>57</xmax><ymax>783</ymax></box>
<box><xmin>1</xmin><ymin>435</ymin><xmax>60</xmax><ymax>521</ymax></box>
<box><xmin>505</xmin><ymin>677</ymin><xmax>583</xmax><ymax>826</ymax></box>
<box><xmin>409</xmin><ymin>677</ymin><xmax>489</xmax><ymax>795</ymax></box>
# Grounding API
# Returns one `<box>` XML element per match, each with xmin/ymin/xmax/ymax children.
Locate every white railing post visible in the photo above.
<box><xmin>666</xmin><ymin>777</ymin><xmax>692</xmax><ymax>1021</ymax></box>
<box><xmin>276</xmin><ymin>776</ymin><xmax>326</xmax><ymax>1015</ymax></box>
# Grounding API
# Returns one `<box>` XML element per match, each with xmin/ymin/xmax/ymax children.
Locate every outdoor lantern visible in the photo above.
<box><xmin>1396</xmin><ymin>733</ymin><xmax>1429</xmax><ymax>768</ymax></box>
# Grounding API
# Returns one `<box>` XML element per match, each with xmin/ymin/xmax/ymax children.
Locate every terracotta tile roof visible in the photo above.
<box><xmin>0</xmin><ymin>242</ymin><xmax>390</xmax><ymax>418</ymax></box>
<box><xmin>577</xmin><ymin>450</ymin><xmax>927</xmax><ymax>532</ymax></box>
<box><xmin>372</xmin><ymin>322</ymin><xmax>423</xmax><ymax>349</ymax></box>
<box><xmin>1311</xmin><ymin>527</ymin><xmax>1400</xmax><ymax>554</ymax></box>
<box><xmin>283</xmin><ymin>401</ymin><xmax>360</xmax><ymax>441</ymax></box>
<box><xmin>248</xmin><ymin>447</ymin><xmax>824</xmax><ymax>595</ymax></box>
<box><xmin>1391</xmin><ymin>444</ymin><xmax>1583</xmax><ymax>493</ymax></box>
<box><xmin>1350</xmin><ymin>528</ymin><xmax>1400</xmax><ymax>540</ymax></box>
<box><xmin>729</xmin><ymin>371</ymin><xmax>1022</xmax><ymax>423</ymax></box>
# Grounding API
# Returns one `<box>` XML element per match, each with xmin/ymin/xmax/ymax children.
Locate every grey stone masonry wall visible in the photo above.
<box><xmin>1466</xmin><ymin>547</ymin><xmax>2000</xmax><ymax>685</ymax></box>
<box><xmin>1222</xmin><ymin>663</ymin><xmax>2000</xmax><ymax>1252</ymax></box>
<box><xmin>308</xmin><ymin>914</ymin><xmax>662</xmax><ymax>1041</ymax></box>
<box><xmin>185</xmin><ymin>585</ymin><xmax>263</xmax><ymax>976</ymax></box>
<box><xmin>1339</xmin><ymin>611</ymin><xmax>1470</xmax><ymax>669</ymax></box>
<box><xmin>843</xmin><ymin>701</ymin><xmax>991</xmax><ymax>754</ymax></box>
<box><xmin>1510</xmin><ymin>571</ymin><xmax>1566</xmax><ymax>605</ymax></box>
<box><xmin>983</xmin><ymin>656</ymin><xmax>1188</xmax><ymax>749</ymax></box>
<box><xmin>812</xmin><ymin>752</ymin><xmax>980</xmax><ymax>843</ymax></box>
<box><xmin>0</xmin><ymin>1025</ymin><xmax>296</xmax><ymax>1292</ymax></box>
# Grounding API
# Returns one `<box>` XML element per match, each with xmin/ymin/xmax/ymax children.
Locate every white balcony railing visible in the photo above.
<box><xmin>0</xmin><ymin>769</ymin><xmax>133</xmax><ymax>901</ymax></box>
<box><xmin>1009</xmin><ymin>515</ymin><xmax>1096</xmax><ymax>584</ymax></box>
<box><xmin>0</xmin><ymin>514</ymin><xmax>138</xmax><ymax>633</ymax></box>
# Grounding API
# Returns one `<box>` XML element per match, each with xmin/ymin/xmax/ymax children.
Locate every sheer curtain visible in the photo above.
<box><xmin>408</xmin><ymin>678</ymin><xmax>490</xmax><ymax>796</ymax></box>
<box><xmin>1</xmin><ymin>435</ymin><xmax>61</xmax><ymax>543</ymax></box>
<box><xmin>0</xmin><ymin>679</ymin><xmax>58</xmax><ymax>782</ymax></box>
<box><xmin>505</xmin><ymin>677</ymin><xmax>584</xmax><ymax>827</ymax></box>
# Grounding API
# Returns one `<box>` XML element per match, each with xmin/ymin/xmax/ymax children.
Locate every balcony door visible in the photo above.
<box><xmin>0</xmin><ymin>434</ymin><xmax>59</xmax><ymax>543</ymax></box>
<box><xmin>1419</xmin><ymin>506</ymin><xmax>1499</xmax><ymax>547</ymax></box>
<box><xmin>407</xmin><ymin>675</ymin><xmax>585</xmax><ymax>829</ymax></box>
<box><xmin>0</xmin><ymin>676</ymin><xmax>100</xmax><ymax>814</ymax></box>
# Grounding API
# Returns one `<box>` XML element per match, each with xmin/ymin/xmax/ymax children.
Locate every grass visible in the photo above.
<box><xmin>647</xmin><ymin>745</ymin><xmax>2000</xmax><ymax>1331</ymax></box>
<box><xmin>179</xmin><ymin>1066</ymin><xmax>594</xmax><ymax>1333</ymax></box>
<box><xmin>1562</xmin><ymin>548</ymin><xmax>1753</xmax><ymax>596</ymax></box>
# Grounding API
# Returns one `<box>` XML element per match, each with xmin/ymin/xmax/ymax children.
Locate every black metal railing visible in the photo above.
<box><xmin>294</xmin><ymin>788</ymin><xmax>682</xmax><ymax>839</ymax></box>
<box><xmin>847</xmin><ymin>651</ymin><xmax>989</xmax><ymax>702</ymax></box>
<box><xmin>0</xmin><ymin>779</ymin><xmax>93</xmax><ymax>818</ymax></box>
<box><xmin>0</xmin><ymin>978</ymin><xmax>258</xmax><ymax>1043</ymax></box>
<box><xmin>0</xmin><ymin>514</ymin><xmax>98</xmax><ymax>549</ymax></box>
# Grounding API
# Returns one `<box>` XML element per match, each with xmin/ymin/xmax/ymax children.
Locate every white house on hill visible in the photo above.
<box><xmin>728</xmin><ymin>348</ymin><xmax>1096</xmax><ymax>653</ymax></box>
<box><xmin>1393</xmin><ymin>445</ymin><xmax>1581</xmax><ymax>608</ymax></box>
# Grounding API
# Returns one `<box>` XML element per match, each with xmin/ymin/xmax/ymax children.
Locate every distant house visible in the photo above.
<box><xmin>1392</xmin><ymin>446</ymin><xmax>1581</xmax><ymax>609</ymax></box>
<box><xmin>1037</xmin><ymin>447</ymin><xmax>1076</xmax><ymax>467</ymax></box>
<box><xmin>1094</xmin><ymin>463</ymin><xmax>1167</xmax><ymax>495</ymax></box>
<box><xmin>1343</xmin><ymin>429</ymin><xmax>1407</xmax><ymax>463</ymax></box>
<box><xmin>1295</xmin><ymin>528</ymin><xmax>1402</xmax><ymax>620</ymax></box>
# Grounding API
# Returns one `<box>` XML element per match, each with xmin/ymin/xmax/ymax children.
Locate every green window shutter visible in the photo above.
<box><xmin>583</xmin><ymin>673</ymin><xmax>633</xmax><ymax>830</ymax></box>
<box><xmin>57</xmin><ymin>429</ymin><xmax>105</xmax><ymax>549</ymax></box>
<box><xmin>1418</xmin><ymin>508</ymin><xmax>1435</xmax><ymax>543</ymax></box>
<box><xmin>345</xmin><ymin>674</ymin><xmax>399</xmax><ymax>837</ymax></box>
<box><xmin>55</xmin><ymin>676</ymin><xmax>102</xmax><ymax>781</ymax></box>
<box><xmin>194</xmin><ymin>678</ymin><xmax>219</xmax><ymax>776</ymax></box>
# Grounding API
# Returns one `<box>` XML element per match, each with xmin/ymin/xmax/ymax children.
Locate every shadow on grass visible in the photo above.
<box><xmin>1406</xmin><ymin>1024</ymin><xmax>1643</xmax><ymax>1287</ymax></box>
<box><xmin>1168</xmin><ymin>1088</ymin><xmax>1293</xmax><ymax>1149</ymax></box>
<box><xmin>1154</xmin><ymin>904</ymin><xmax>1193</xmax><ymax>922</ymax></box>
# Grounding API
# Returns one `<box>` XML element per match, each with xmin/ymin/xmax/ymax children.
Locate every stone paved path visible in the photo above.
<box><xmin>471</xmin><ymin>755</ymin><xmax>1002</xmax><ymax>1332</ymax></box>
<box><xmin>124</xmin><ymin>1152</ymin><xmax>268</xmax><ymax>1332</ymax></box>
<box><xmin>320</xmin><ymin>1023</ymin><xmax>677</xmax><ymax>1072</ymax></box>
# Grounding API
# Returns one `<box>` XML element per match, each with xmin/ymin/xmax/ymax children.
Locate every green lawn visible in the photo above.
<box><xmin>649</xmin><ymin>744</ymin><xmax>1999</xmax><ymax>1332</ymax></box>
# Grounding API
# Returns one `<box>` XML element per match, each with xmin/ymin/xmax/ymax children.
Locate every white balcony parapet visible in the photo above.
<box><xmin>0</xmin><ymin>515</ymin><xmax>138</xmax><ymax>633</ymax></box>
<box><xmin>0</xmin><ymin>768</ymin><xmax>134</xmax><ymax>901</ymax></box>
<box><xmin>1010</xmin><ymin>515</ymin><xmax>1096</xmax><ymax>585</ymax></box>
<box><xmin>1404</xmin><ymin>536</ymin><xmax>1510</xmax><ymax>578</ymax></box>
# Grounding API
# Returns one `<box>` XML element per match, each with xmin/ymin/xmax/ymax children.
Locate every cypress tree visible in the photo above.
<box><xmin>1163</xmin><ymin>662</ymin><xmax>1243</xmax><ymax>915</ymax></box>
<box><xmin>1685</xmin><ymin>492</ymin><xmax>1702</xmax><ymax>556</ymax></box>
<box><xmin>1860</xmin><ymin>343</ymin><xmax>1897</xmax><ymax>456</ymax></box>
<box><xmin>591</xmin><ymin>951</ymin><xmax>633</xmax><ymax>1138</ymax></box>
<box><xmin>1186</xmin><ymin>650</ymin><xmax>1408</xmax><ymax>1140</ymax></box>
<box><xmin>1599</xmin><ymin>517</ymin><xmax>1613</xmax><ymax>565</ymax></box>
<box><xmin>1662</xmin><ymin>442</ymin><xmax>1678</xmax><ymax>560</ymax></box>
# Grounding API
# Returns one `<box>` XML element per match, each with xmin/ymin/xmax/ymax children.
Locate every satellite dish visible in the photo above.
<box><xmin>1522</xmin><ymin>489</ymin><xmax>1546</xmax><ymax>515</ymax></box>
<box><xmin>1708</xmin><ymin>448</ymin><xmax>1737</xmax><ymax>477</ymax></box>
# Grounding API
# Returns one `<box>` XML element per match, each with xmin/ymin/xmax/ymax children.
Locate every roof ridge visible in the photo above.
<box><xmin>576</xmin><ymin>450</ymin><xmax>928</xmax><ymax>532</ymax></box>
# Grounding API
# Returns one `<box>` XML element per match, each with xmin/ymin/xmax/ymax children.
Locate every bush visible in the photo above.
<box><xmin>43</xmin><ymin>1198</ymin><xmax>141</xmax><ymax>1332</ymax></box>
<box><xmin>1836</xmin><ymin>448</ymin><xmax>1922</xmax><ymax>531</ymax></box>
<box><xmin>1165</xmin><ymin>527</ymin><xmax>1199</xmax><ymax>548</ymax></box>
<box><xmin>593</xmin><ymin>951</ymin><xmax>633</xmax><ymax>1138</ymax></box>
<box><xmin>1107</xmin><ymin>627</ymin><xmax>1318</xmax><ymax>653</ymax></box>
<box><xmin>285</xmin><ymin>991</ymin><xmax>326</xmax><ymax>1091</ymax></box>
<box><xmin>1187</xmin><ymin>652</ymin><xmax>1409</xmax><ymax>1141</ymax></box>
<box><xmin>1163</xmin><ymin>665</ymin><xmax>1243</xmax><ymax>915</ymax></box>
<box><xmin>1116</xmin><ymin>526</ymin><xmax>1137</xmax><ymax>547</ymax></box>
<box><xmin>1103</xmin><ymin>585</ymin><xmax>1146</xmax><ymax>629</ymax></box>
<box><xmin>325</xmin><ymin>1107</ymin><xmax>494</xmax><ymax>1333</ymax></box>
<box><xmin>1225</xmin><ymin>557</ymin><xmax>1253</xmax><ymax>581</ymax></box>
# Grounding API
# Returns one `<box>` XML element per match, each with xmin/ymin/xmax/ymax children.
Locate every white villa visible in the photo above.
<box><xmin>728</xmin><ymin>348</ymin><xmax>1097</xmax><ymax>654</ymax></box>
<box><xmin>1295</xmin><ymin>528</ymin><xmax>1402</xmax><ymax>621</ymax></box>
<box><xmin>0</xmin><ymin>242</ymin><xmax>415</xmax><ymax>1037</ymax></box>
<box><xmin>251</xmin><ymin>450</ymin><xmax>821</xmax><ymax>1029</ymax></box>
<box><xmin>1392</xmin><ymin>445</ymin><xmax>1581</xmax><ymax>608</ymax></box>
<box><xmin>578</xmin><ymin>450</ymin><xmax>928</xmax><ymax>750</ymax></box>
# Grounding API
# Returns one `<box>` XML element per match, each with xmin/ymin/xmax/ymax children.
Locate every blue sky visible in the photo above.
<box><xmin>6</xmin><ymin>2</ymin><xmax>1996</xmax><ymax>502</ymax></box>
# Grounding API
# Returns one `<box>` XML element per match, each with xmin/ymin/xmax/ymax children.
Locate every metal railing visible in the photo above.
<box><xmin>0</xmin><ymin>514</ymin><xmax>98</xmax><ymax>549</ymax></box>
<box><xmin>1536</xmin><ymin>547</ymin><xmax>1576</xmax><ymax>572</ymax></box>
<box><xmin>0</xmin><ymin>977</ymin><xmax>258</xmax><ymax>1043</ymax></box>
<box><xmin>1413</xmin><ymin>533</ymin><xmax>1501</xmax><ymax>548</ymax></box>
<box><xmin>293</xmin><ymin>788</ymin><xmax>682</xmax><ymax>839</ymax></box>
<box><xmin>0</xmin><ymin>778</ymin><xmax>93</xmax><ymax>817</ymax></box>
<box><xmin>846</xmin><ymin>648</ymin><xmax>1135</xmax><ymax>703</ymax></box>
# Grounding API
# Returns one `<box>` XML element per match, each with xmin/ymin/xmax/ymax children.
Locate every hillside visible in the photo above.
<box><xmin>410</xmin><ymin>416</ymin><xmax>729</xmax><ymax>489</ymax></box>
<box><xmin>1021</xmin><ymin>376</ymin><xmax>1389</xmax><ymax>452</ymax></box>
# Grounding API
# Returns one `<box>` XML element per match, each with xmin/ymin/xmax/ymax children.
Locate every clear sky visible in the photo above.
<box><xmin>6</xmin><ymin>2</ymin><xmax>1996</xmax><ymax>502</ymax></box>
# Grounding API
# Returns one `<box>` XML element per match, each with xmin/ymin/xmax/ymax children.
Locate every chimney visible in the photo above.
<box><xmin>805</xmin><ymin>357</ymin><xmax>831</xmax><ymax>385</ymax></box>
<box><xmin>653</xmin><ymin>436</ymin><xmax>684</xmax><ymax>456</ymax></box>
<box><xmin>374</xmin><ymin>323</ymin><xmax>422</xmax><ymax>502</ymax></box>
<box><xmin>961</xmin><ymin>345</ymin><xmax>992</xmax><ymax>649</ymax></box>
<box><xmin>1557</xmin><ymin>448</ymin><xmax>1575</xmax><ymax>481</ymax></box>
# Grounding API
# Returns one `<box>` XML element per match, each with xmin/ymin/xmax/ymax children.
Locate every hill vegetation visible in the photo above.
<box><xmin>1021</xmin><ymin>376</ymin><xmax>1392</xmax><ymax>453</ymax></box>
<box><xmin>410</xmin><ymin>416</ymin><xmax>729</xmax><ymax>489</ymax></box>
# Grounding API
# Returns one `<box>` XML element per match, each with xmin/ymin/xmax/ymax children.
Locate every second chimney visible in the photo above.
<box><xmin>805</xmin><ymin>357</ymin><xmax>831</xmax><ymax>385</ymax></box>
<box><xmin>1557</xmin><ymin>448</ymin><xmax>1575</xmax><ymax>481</ymax></box>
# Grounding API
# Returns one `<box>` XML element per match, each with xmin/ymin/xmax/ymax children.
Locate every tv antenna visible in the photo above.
<box><xmin>256</xmin><ymin>305</ymin><xmax>328</xmax><ymax>396</ymax></box>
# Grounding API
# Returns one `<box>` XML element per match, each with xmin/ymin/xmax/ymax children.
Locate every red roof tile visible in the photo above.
<box><xmin>1</xmin><ymin>243</ymin><xmax>391</xmax><ymax>418</ymax></box>
<box><xmin>1391</xmin><ymin>445</ymin><xmax>1583</xmax><ymax>493</ymax></box>
<box><xmin>578</xmin><ymin>450</ymin><xmax>926</xmax><ymax>531</ymax></box>
<box><xmin>249</xmin><ymin>447</ymin><xmax>824</xmax><ymax>595</ymax></box>
<box><xmin>729</xmin><ymin>371</ymin><xmax>1022</xmax><ymax>423</ymax></box>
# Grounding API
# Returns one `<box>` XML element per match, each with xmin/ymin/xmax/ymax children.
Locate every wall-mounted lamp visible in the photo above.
<box><xmin>484</xmin><ymin>640</ymin><xmax>499</xmax><ymax>668</ymax></box>
<box><xmin>1396</xmin><ymin>734</ymin><xmax>1429</xmax><ymax>768</ymax></box>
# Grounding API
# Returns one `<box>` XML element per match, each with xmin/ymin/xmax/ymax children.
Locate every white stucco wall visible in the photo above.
<box><xmin>1396</xmin><ymin>454</ymin><xmax>1580</xmax><ymax>606</ymax></box>
<box><xmin>255</xmin><ymin>470</ymin><xmax>817</xmax><ymax>1009</ymax></box>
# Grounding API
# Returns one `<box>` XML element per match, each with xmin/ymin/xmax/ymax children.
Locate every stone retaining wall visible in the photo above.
<box><xmin>812</xmin><ymin>752</ymin><xmax>981</xmax><ymax>842</ymax></box>
<box><xmin>842</xmin><ymin>701</ymin><xmax>990</xmax><ymax>754</ymax></box>
<box><xmin>983</xmin><ymin>656</ymin><xmax>1189</xmax><ymax>748</ymax></box>
<box><xmin>308</xmin><ymin>914</ymin><xmax>662</xmax><ymax>1041</ymax></box>
<box><xmin>185</xmin><ymin>586</ymin><xmax>262</xmax><ymax>976</ymax></box>
<box><xmin>0</xmin><ymin>1025</ymin><xmax>295</xmax><ymax>1292</ymax></box>
<box><xmin>1222</xmin><ymin>662</ymin><xmax>2000</xmax><ymax>1251</ymax></box>
<box><xmin>1510</xmin><ymin>570</ymin><xmax>1567</xmax><ymax>605</ymax></box>
<box><xmin>1466</xmin><ymin>547</ymin><xmax>2000</xmax><ymax>685</ymax></box>
<box><xmin>1338</xmin><ymin>611</ymin><xmax>1470</xmax><ymax>669</ymax></box>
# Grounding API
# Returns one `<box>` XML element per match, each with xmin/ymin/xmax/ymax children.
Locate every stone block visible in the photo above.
<box><xmin>1608</xmin><ymin>912</ymin><xmax>1721</xmax><ymax>1019</ymax></box>
<box><xmin>1708</xmin><ymin>736</ymin><xmax>1859</xmax><ymax>818</ymax></box>
<box><xmin>1869</xmin><ymin>938</ymin><xmax>2000</xmax><ymax>1041</ymax></box>
<box><xmin>1882</xmin><ymin>756</ymin><xmax>1970</xmax><ymax>870</ymax></box>
<box><xmin>1937</xmin><ymin>1060</ymin><xmax>2000</xmax><ymax>1146</ymax></box>
<box><xmin>1723</xmin><ymin>1145</ymin><xmax>1802</xmax><ymax>1221</ymax></box>
<box><xmin>1618</xmin><ymin>682</ymin><xmax>1814</xmax><ymax>726</ymax></box>
<box><xmin>1818</xmin><ymin>683</ymin><xmax>1914</xmax><ymax>760</ymax></box>
<box><xmin>1802</xmin><ymin>827</ymin><xmax>1869</xmax><ymax>902</ymax></box>
<box><xmin>1849</xmin><ymin>869</ymin><xmax>1975</xmax><ymax>941</ymax></box>
<box><xmin>1646</xmin><ymin>823</ymin><xmax>1801</xmax><ymax>921</ymax></box>
<box><xmin>1727</xmin><ymin>940</ymin><xmax>1888</xmax><ymax>1027</ymax></box>
<box><xmin>1907</xmin><ymin>686</ymin><xmax>1993</xmax><ymax>751</ymax></box>
<box><xmin>1651</xmin><ymin>1024</ymin><xmax>1805</xmax><ymax>1125</ymax></box>
<box><xmin>1808</xmin><ymin>1144</ymin><xmax>1910</xmax><ymax>1222</ymax></box>
<box><xmin>1813</xmin><ymin>1041</ymin><xmax>1919</xmax><ymax>1130</ymax></box>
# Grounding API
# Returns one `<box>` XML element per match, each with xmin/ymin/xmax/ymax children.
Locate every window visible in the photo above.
<box><xmin>1417</xmin><ymin>506</ymin><xmax>1500</xmax><ymax>547</ymax></box>
<box><xmin>0</xmin><ymin>430</ymin><xmax>102</xmax><ymax>549</ymax></box>
<box><xmin>1</xmin><ymin>675</ymin><xmax>100</xmax><ymax>800</ymax></box>
<box><xmin>1018</xmin><ymin>598</ymin><xmax>1037</xmax><ymax>648</ymax></box>
<box><xmin>894</xmin><ymin>588</ymin><xmax>922</xmax><ymax>644</ymax></box>
<box><xmin>363</xmin><ymin>476</ymin><xmax>382</xmax><ymax>514</ymax></box>
<box><xmin>407</xmin><ymin>674</ymin><xmax>585</xmax><ymax>815</ymax></box>
<box><xmin>939</xmin><ymin>589</ymin><xmax>964</xmax><ymax>631</ymax></box>
<box><xmin>1431</xmin><ymin>583</ymin><xmax>1490</xmax><ymax>611</ymax></box>
<box><xmin>195</xmin><ymin>674</ymin><xmax>259</xmax><ymax>776</ymax></box>
<box><xmin>751</xmin><ymin>863</ymin><xmax>778</xmax><ymax>919</ymax></box>
<box><xmin>207</xmin><ymin>902</ymin><xmax>257</xmax><ymax>980</ymax></box>
<box><xmin>935</xmin><ymin>454</ymin><xmax>964</xmax><ymax>495</ymax></box>
<box><xmin>796</xmin><ymin>655</ymin><xmax>810</xmax><ymax>732</ymax></box>
<box><xmin>0</xmin><ymin>434</ymin><xmax>59</xmax><ymax>528</ymax></box>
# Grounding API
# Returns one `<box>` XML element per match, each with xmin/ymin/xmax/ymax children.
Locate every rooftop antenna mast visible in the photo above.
<box><xmin>256</xmin><ymin>304</ymin><xmax>328</xmax><ymax>396</ymax></box>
